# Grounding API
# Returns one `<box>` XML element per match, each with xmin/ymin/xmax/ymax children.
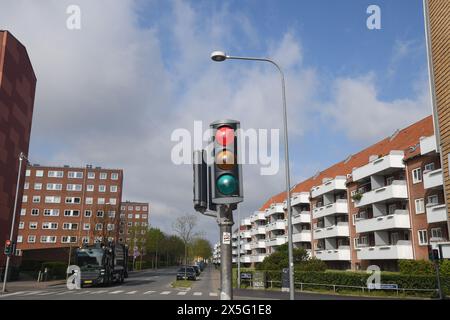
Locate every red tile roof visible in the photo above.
<box><xmin>258</xmin><ymin>115</ymin><xmax>434</xmax><ymax>210</ymax></box>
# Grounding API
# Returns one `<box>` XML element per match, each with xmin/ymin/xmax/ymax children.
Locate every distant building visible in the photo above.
<box><xmin>0</xmin><ymin>31</ymin><xmax>37</xmax><ymax>272</ymax></box>
<box><xmin>119</xmin><ymin>201</ymin><xmax>149</xmax><ymax>255</ymax></box>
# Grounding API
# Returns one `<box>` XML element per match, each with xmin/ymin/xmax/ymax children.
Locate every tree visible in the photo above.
<box><xmin>161</xmin><ymin>235</ymin><xmax>185</xmax><ymax>266</ymax></box>
<box><xmin>144</xmin><ymin>228</ymin><xmax>165</xmax><ymax>269</ymax></box>
<box><xmin>190</xmin><ymin>238</ymin><xmax>212</xmax><ymax>261</ymax></box>
<box><xmin>172</xmin><ymin>214</ymin><xmax>201</xmax><ymax>278</ymax></box>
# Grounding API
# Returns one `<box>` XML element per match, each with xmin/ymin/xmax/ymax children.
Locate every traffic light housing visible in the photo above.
<box><xmin>210</xmin><ymin>120</ymin><xmax>243</xmax><ymax>205</ymax></box>
<box><xmin>4</xmin><ymin>240</ymin><xmax>14</xmax><ymax>256</ymax></box>
<box><xmin>428</xmin><ymin>245</ymin><xmax>440</xmax><ymax>261</ymax></box>
<box><xmin>193</xmin><ymin>150</ymin><xmax>208</xmax><ymax>212</ymax></box>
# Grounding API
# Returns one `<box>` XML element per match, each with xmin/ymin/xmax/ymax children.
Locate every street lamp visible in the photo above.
<box><xmin>2</xmin><ymin>152</ymin><xmax>28</xmax><ymax>293</ymax></box>
<box><xmin>211</xmin><ymin>50</ymin><xmax>295</xmax><ymax>300</ymax></box>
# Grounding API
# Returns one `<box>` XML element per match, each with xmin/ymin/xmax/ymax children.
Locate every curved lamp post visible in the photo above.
<box><xmin>210</xmin><ymin>51</ymin><xmax>295</xmax><ymax>300</ymax></box>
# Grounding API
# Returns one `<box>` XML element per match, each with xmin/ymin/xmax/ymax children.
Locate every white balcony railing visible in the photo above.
<box><xmin>313</xmin><ymin>223</ymin><xmax>349</xmax><ymax>239</ymax></box>
<box><xmin>356</xmin><ymin>241</ymin><xmax>413</xmax><ymax>260</ymax></box>
<box><xmin>292</xmin><ymin>230</ymin><xmax>312</xmax><ymax>243</ymax></box>
<box><xmin>352</xmin><ymin>151</ymin><xmax>405</xmax><ymax>182</ymax></box>
<box><xmin>241</xmin><ymin>218</ymin><xmax>252</xmax><ymax>226</ymax></box>
<box><xmin>423</xmin><ymin>168</ymin><xmax>443</xmax><ymax>189</ymax></box>
<box><xmin>420</xmin><ymin>135</ymin><xmax>437</xmax><ymax>155</ymax></box>
<box><xmin>355</xmin><ymin>210</ymin><xmax>410</xmax><ymax>233</ymax></box>
<box><xmin>251</xmin><ymin>211</ymin><xmax>266</xmax><ymax>222</ymax></box>
<box><xmin>354</xmin><ymin>180</ymin><xmax>408</xmax><ymax>208</ymax></box>
<box><xmin>312</xmin><ymin>199</ymin><xmax>348</xmax><ymax>219</ymax></box>
<box><xmin>311</xmin><ymin>176</ymin><xmax>347</xmax><ymax>199</ymax></box>
<box><xmin>426</xmin><ymin>204</ymin><xmax>447</xmax><ymax>224</ymax></box>
<box><xmin>241</xmin><ymin>243</ymin><xmax>252</xmax><ymax>251</ymax></box>
<box><xmin>314</xmin><ymin>247</ymin><xmax>351</xmax><ymax>261</ymax></box>
<box><xmin>292</xmin><ymin>212</ymin><xmax>311</xmax><ymax>224</ymax></box>
<box><xmin>240</xmin><ymin>256</ymin><xmax>252</xmax><ymax>263</ymax></box>
<box><xmin>265</xmin><ymin>236</ymin><xmax>287</xmax><ymax>247</ymax></box>
<box><xmin>250</xmin><ymin>226</ymin><xmax>266</xmax><ymax>235</ymax></box>
<box><xmin>250</xmin><ymin>240</ymin><xmax>266</xmax><ymax>249</ymax></box>
<box><xmin>265</xmin><ymin>204</ymin><xmax>285</xmax><ymax>217</ymax></box>
<box><xmin>241</xmin><ymin>231</ymin><xmax>252</xmax><ymax>239</ymax></box>
<box><xmin>266</xmin><ymin>220</ymin><xmax>286</xmax><ymax>232</ymax></box>
<box><xmin>252</xmin><ymin>254</ymin><xmax>266</xmax><ymax>263</ymax></box>
<box><xmin>290</xmin><ymin>192</ymin><xmax>310</xmax><ymax>206</ymax></box>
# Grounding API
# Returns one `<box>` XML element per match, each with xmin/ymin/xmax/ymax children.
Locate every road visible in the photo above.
<box><xmin>0</xmin><ymin>266</ymin><xmax>389</xmax><ymax>300</ymax></box>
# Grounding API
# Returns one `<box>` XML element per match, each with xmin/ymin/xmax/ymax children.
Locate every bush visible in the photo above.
<box><xmin>439</xmin><ymin>260</ymin><xmax>450</xmax><ymax>277</ymax></box>
<box><xmin>41</xmin><ymin>262</ymin><xmax>67</xmax><ymax>280</ymax></box>
<box><xmin>295</xmin><ymin>258</ymin><xmax>327</xmax><ymax>272</ymax></box>
<box><xmin>398</xmin><ymin>260</ymin><xmax>435</xmax><ymax>275</ymax></box>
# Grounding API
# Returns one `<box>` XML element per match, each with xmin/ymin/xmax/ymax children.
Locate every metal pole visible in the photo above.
<box><xmin>2</xmin><ymin>152</ymin><xmax>25</xmax><ymax>293</ymax></box>
<box><xmin>218</xmin><ymin>204</ymin><xmax>234</xmax><ymax>300</ymax></box>
<box><xmin>237</xmin><ymin>206</ymin><xmax>241</xmax><ymax>289</ymax></box>
<box><xmin>225</xmin><ymin>55</ymin><xmax>294</xmax><ymax>300</ymax></box>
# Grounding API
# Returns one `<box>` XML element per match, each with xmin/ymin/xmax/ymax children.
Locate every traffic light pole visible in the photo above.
<box><xmin>2</xmin><ymin>152</ymin><xmax>25</xmax><ymax>293</ymax></box>
<box><xmin>217</xmin><ymin>204</ymin><xmax>234</xmax><ymax>300</ymax></box>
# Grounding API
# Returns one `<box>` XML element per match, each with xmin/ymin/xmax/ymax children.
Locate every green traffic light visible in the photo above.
<box><xmin>217</xmin><ymin>174</ymin><xmax>237</xmax><ymax>195</ymax></box>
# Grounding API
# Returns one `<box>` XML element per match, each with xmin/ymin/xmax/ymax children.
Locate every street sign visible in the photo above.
<box><xmin>240</xmin><ymin>272</ymin><xmax>252</xmax><ymax>280</ymax></box>
<box><xmin>253</xmin><ymin>271</ymin><xmax>266</xmax><ymax>289</ymax></box>
<box><xmin>281</xmin><ymin>268</ymin><xmax>289</xmax><ymax>292</ymax></box>
<box><xmin>368</xmin><ymin>283</ymin><xmax>398</xmax><ymax>290</ymax></box>
<box><xmin>222</xmin><ymin>232</ymin><xmax>231</xmax><ymax>245</ymax></box>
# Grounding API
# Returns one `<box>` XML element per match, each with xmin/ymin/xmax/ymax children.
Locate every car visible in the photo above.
<box><xmin>176</xmin><ymin>267</ymin><xmax>197</xmax><ymax>281</ymax></box>
<box><xmin>191</xmin><ymin>265</ymin><xmax>201</xmax><ymax>276</ymax></box>
<box><xmin>196</xmin><ymin>261</ymin><xmax>205</xmax><ymax>271</ymax></box>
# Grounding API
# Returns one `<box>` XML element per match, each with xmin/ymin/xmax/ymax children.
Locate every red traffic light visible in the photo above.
<box><xmin>215</xmin><ymin>126</ymin><xmax>234</xmax><ymax>146</ymax></box>
<box><xmin>5</xmin><ymin>240</ymin><xmax>11</xmax><ymax>246</ymax></box>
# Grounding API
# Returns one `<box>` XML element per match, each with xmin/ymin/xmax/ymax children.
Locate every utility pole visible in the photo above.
<box><xmin>218</xmin><ymin>205</ymin><xmax>234</xmax><ymax>300</ymax></box>
<box><xmin>237</xmin><ymin>206</ymin><xmax>241</xmax><ymax>289</ymax></box>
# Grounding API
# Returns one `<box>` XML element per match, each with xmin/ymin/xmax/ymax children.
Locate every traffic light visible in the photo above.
<box><xmin>193</xmin><ymin>150</ymin><xmax>208</xmax><ymax>212</ymax></box>
<box><xmin>428</xmin><ymin>245</ymin><xmax>440</xmax><ymax>261</ymax></box>
<box><xmin>4</xmin><ymin>240</ymin><xmax>13</xmax><ymax>256</ymax></box>
<box><xmin>210</xmin><ymin>120</ymin><xmax>243</xmax><ymax>205</ymax></box>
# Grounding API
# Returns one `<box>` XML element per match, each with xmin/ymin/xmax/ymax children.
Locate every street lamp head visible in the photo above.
<box><xmin>211</xmin><ymin>51</ymin><xmax>227</xmax><ymax>62</ymax></box>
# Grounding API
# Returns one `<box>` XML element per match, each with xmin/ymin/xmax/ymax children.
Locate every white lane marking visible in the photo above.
<box><xmin>37</xmin><ymin>291</ymin><xmax>59</xmax><ymax>296</ymax></box>
<box><xmin>160</xmin><ymin>291</ymin><xmax>171</xmax><ymax>295</ymax></box>
<box><xmin>177</xmin><ymin>291</ymin><xmax>187</xmax><ymax>295</ymax></box>
<box><xmin>22</xmin><ymin>291</ymin><xmax>45</xmax><ymax>296</ymax></box>
<box><xmin>126</xmin><ymin>291</ymin><xmax>137</xmax><ymax>295</ymax></box>
<box><xmin>143</xmin><ymin>291</ymin><xmax>155</xmax><ymax>295</ymax></box>
<box><xmin>193</xmin><ymin>292</ymin><xmax>202</xmax><ymax>296</ymax></box>
<box><xmin>109</xmin><ymin>290</ymin><xmax>124</xmax><ymax>294</ymax></box>
<box><xmin>75</xmin><ymin>290</ymin><xmax>90</xmax><ymax>295</ymax></box>
<box><xmin>56</xmin><ymin>290</ymin><xmax>75</xmax><ymax>295</ymax></box>
<box><xmin>209</xmin><ymin>292</ymin><xmax>218</xmax><ymax>297</ymax></box>
<box><xmin>90</xmin><ymin>290</ymin><xmax>108</xmax><ymax>294</ymax></box>
<box><xmin>0</xmin><ymin>291</ymin><xmax>25</xmax><ymax>298</ymax></box>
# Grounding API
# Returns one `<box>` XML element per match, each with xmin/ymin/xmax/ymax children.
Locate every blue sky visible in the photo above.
<box><xmin>0</xmin><ymin>0</ymin><xmax>431</xmax><ymax>242</ymax></box>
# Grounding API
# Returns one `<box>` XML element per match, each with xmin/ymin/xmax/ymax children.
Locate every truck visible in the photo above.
<box><xmin>75</xmin><ymin>242</ymin><xmax>128</xmax><ymax>287</ymax></box>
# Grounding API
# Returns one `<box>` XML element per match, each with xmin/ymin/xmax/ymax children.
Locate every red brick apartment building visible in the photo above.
<box><xmin>16</xmin><ymin>165</ymin><xmax>124</xmax><ymax>253</ymax></box>
<box><xmin>119</xmin><ymin>201</ymin><xmax>149</xmax><ymax>253</ymax></box>
<box><xmin>0</xmin><ymin>31</ymin><xmax>36</xmax><ymax>271</ymax></box>
<box><xmin>234</xmin><ymin>116</ymin><xmax>450</xmax><ymax>271</ymax></box>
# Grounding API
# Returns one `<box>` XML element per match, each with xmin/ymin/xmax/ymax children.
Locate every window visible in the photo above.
<box><xmin>121</xmin><ymin>205</ymin><xmax>126</xmax><ymax>210</ymax></box>
<box><xmin>388</xmin><ymin>204</ymin><xmax>397</xmax><ymax>215</ymax></box>
<box><xmin>135</xmin><ymin>214</ymin><xmax>140</xmax><ymax>219</ymax></box>
<box><xmin>63</xmin><ymin>223</ymin><xmax>78</xmax><ymax>230</ymax></box>
<box><xmin>36</xmin><ymin>170</ymin><xmax>44</xmax><ymax>177</ymax></box>
<box><xmin>424</xmin><ymin>163</ymin><xmax>435</xmax><ymax>172</ymax></box>
<box><xmin>19</xmin><ymin>222</ymin><xmax>24</xmax><ymax>229</ymax></box>
<box><xmin>431</xmin><ymin>228</ymin><xmax>443</xmax><ymax>239</ymax></box>
<box><xmin>111</xmin><ymin>173</ymin><xmax>119</xmax><ymax>180</ymax></box>
<box><xmin>17</xmin><ymin>236</ymin><xmax>23</xmax><ymax>243</ymax></box>
<box><xmin>120</xmin><ymin>214</ymin><xmax>125</xmax><ymax>219</ymax></box>
<box><xmin>352</xmin><ymin>214</ymin><xmax>357</xmax><ymax>226</ymax></box>
<box><xmin>386</xmin><ymin>176</ymin><xmax>394</xmax><ymax>186</ymax></box>
<box><xmin>22</xmin><ymin>195</ymin><xmax>28</xmax><ymax>203</ymax></box>
<box><xmin>42</xmin><ymin>222</ymin><xmax>58</xmax><ymax>230</ymax></box>
<box><xmin>29</xmin><ymin>222</ymin><xmax>38</xmax><ymax>229</ymax></box>
<box><xmin>83</xmin><ymin>223</ymin><xmax>90</xmax><ymax>230</ymax></box>
<box><xmin>107</xmin><ymin>224</ymin><xmax>115</xmax><ymax>231</ymax></box>
<box><xmin>68</xmin><ymin>171</ymin><xmax>83</xmax><ymax>179</ymax></box>
<box><xmin>100</xmin><ymin>172</ymin><xmax>107</xmax><ymax>180</ymax></box>
<box><xmin>64</xmin><ymin>210</ymin><xmax>80</xmax><ymax>217</ymax></box>
<box><xmin>418</xmin><ymin>230</ymin><xmax>428</xmax><ymax>246</ymax></box>
<box><xmin>99</xmin><ymin>185</ymin><xmax>106</xmax><ymax>192</ymax></box>
<box><xmin>96</xmin><ymin>211</ymin><xmax>104</xmax><ymax>218</ymax></box>
<box><xmin>97</xmin><ymin>198</ymin><xmax>105</xmax><ymax>205</ymax></box>
<box><xmin>48</xmin><ymin>170</ymin><xmax>64</xmax><ymax>178</ymax></box>
<box><xmin>142</xmin><ymin>214</ymin><xmax>147</xmax><ymax>219</ymax></box>
<box><xmin>128</xmin><ymin>214</ymin><xmax>133</xmax><ymax>219</ymax></box>
<box><xmin>110</xmin><ymin>185</ymin><xmax>118</xmax><ymax>192</ymax></box>
<box><xmin>67</xmin><ymin>184</ymin><xmax>82</xmax><ymax>191</ymax></box>
<box><xmin>24</xmin><ymin>182</ymin><xmax>29</xmax><ymax>190</ymax></box>
<box><xmin>45</xmin><ymin>196</ymin><xmax>61</xmax><ymax>204</ymax></box>
<box><xmin>65</xmin><ymin>197</ymin><xmax>81</xmax><ymax>204</ymax></box>
<box><xmin>412</xmin><ymin>168</ymin><xmax>422</xmax><ymax>184</ymax></box>
<box><xmin>85</xmin><ymin>197</ymin><xmax>93</xmax><ymax>204</ymax></box>
<box><xmin>25</xmin><ymin>169</ymin><xmax>31</xmax><ymax>177</ymax></box>
<box><xmin>82</xmin><ymin>237</ymin><xmax>89</xmax><ymax>244</ymax></box>
<box><xmin>31</xmin><ymin>209</ymin><xmax>39</xmax><ymax>216</ymax></box>
<box><xmin>28</xmin><ymin>235</ymin><xmax>36</xmax><ymax>243</ymax></box>
<box><xmin>134</xmin><ymin>222</ymin><xmax>140</xmax><ymax>226</ymax></box>
<box><xmin>20</xmin><ymin>209</ymin><xmax>26</xmax><ymax>216</ymax></box>
<box><xmin>88</xmin><ymin>172</ymin><xmax>95</xmax><ymax>179</ymax></box>
<box><xmin>128</xmin><ymin>206</ymin><xmax>133</xmax><ymax>211</ymax></box>
<box><xmin>32</xmin><ymin>196</ymin><xmax>41</xmax><ymax>203</ymax></box>
<box><xmin>44</xmin><ymin>209</ymin><xmax>60</xmax><ymax>216</ymax></box>
<box><xmin>61</xmin><ymin>236</ymin><xmax>77</xmax><ymax>244</ymax></box>
<box><xmin>415</xmin><ymin>198</ymin><xmax>425</xmax><ymax>214</ymax></box>
<box><xmin>46</xmin><ymin>183</ymin><xmax>63</xmax><ymax>191</ymax></box>
<box><xmin>142</xmin><ymin>206</ymin><xmax>148</xmax><ymax>211</ymax></box>
<box><xmin>142</xmin><ymin>222</ymin><xmax>148</xmax><ymax>227</ymax></box>
<box><xmin>127</xmin><ymin>222</ymin><xmax>132</xmax><ymax>227</ymax></box>
<box><xmin>95</xmin><ymin>224</ymin><xmax>103</xmax><ymax>231</ymax></box>
<box><xmin>86</xmin><ymin>185</ymin><xmax>94</xmax><ymax>192</ymax></box>
<box><xmin>84</xmin><ymin>210</ymin><xmax>92</xmax><ymax>217</ymax></box>
<box><xmin>109</xmin><ymin>198</ymin><xmax>117</xmax><ymax>205</ymax></box>
<box><xmin>108</xmin><ymin>211</ymin><xmax>116</xmax><ymax>218</ymax></box>
<box><xmin>427</xmin><ymin>195</ymin><xmax>439</xmax><ymax>206</ymax></box>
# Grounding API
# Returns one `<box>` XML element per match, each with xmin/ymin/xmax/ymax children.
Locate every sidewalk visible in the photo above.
<box><xmin>1</xmin><ymin>279</ymin><xmax>66</xmax><ymax>293</ymax></box>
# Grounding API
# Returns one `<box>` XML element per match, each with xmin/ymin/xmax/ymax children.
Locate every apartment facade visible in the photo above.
<box><xmin>229</xmin><ymin>116</ymin><xmax>450</xmax><ymax>271</ymax></box>
<box><xmin>0</xmin><ymin>31</ymin><xmax>37</xmax><ymax>271</ymax></box>
<box><xmin>16</xmin><ymin>164</ymin><xmax>123</xmax><ymax>253</ymax></box>
<box><xmin>119</xmin><ymin>201</ymin><xmax>149</xmax><ymax>255</ymax></box>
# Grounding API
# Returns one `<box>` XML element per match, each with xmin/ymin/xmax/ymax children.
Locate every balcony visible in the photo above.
<box><xmin>251</xmin><ymin>211</ymin><xmax>266</xmax><ymax>222</ymax></box>
<box><xmin>265</xmin><ymin>204</ymin><xmax>285</xmax><ymax>217</ymax></box>
<box><xmin>313</xmin><ymin>223</ymin><xmax>349</xmax><ymax>240</ymax></box>
<box><xmin>312</xmin><ymin>199</ymin><xmax>348</xmax><ymax>219</ymax></box>
<box><xmin>290</xmin><ymin>192</ymin><xmax>310</xmax><ymax>206</ymax></box>
<box><xmin>420</xmin><ymin>135</ymin><xmax>437</xmax><ymax>155</ymax></box>
<box><xmin>241</xmin><ymin>218</ymin><xmax>252</xmax><ymax>226</ymax></box>
<box><xmin>355</xmin><ymin>210</ymin><xmax>410</xmax><ymax>234</ymax></box>
<box><xmin>292</xmin><ymin>212</ymin><xmax>311</xmax><ymax>224</ymax></box>
<box><xmin>241</xmin><ymin>231</ymin><xmax>252</xmax><ymax>239</ymax></box>
<box><xmin>311</xmin><ymin>176</ymin><xmax>347</xmax><ymax>199</ymax></box>
<box><xmin>241</xmin><ymin>243</ymin><xmax>252</xmax><ymax>251</ymax></box>
<box><xmin>250</xmin><ymin>240</ymin><xmax>266</xmax><ymax>249</ymax></box>
<box><xmin>266</xmin><ymin>220</ymin><xmax>286</xmax><ymax>232</ymax></box>
<box><xmin>426</xmin><ymin>204</ymin><xmax>447</xmax><ymax>224</ymax></box>
<box><xmin>356</xmin><ymin>241</ymin><xmax>413</xmax><ymax>260</ymax></box>
<box><xmin>266</xmin><ymin>236</ymin><xmax>287</xmax><ymax>247</ymax></box>
<box><xmin>292</xmin><ymin>230</ymin><xmax>311</xmax><ymax>243</ymax></box>
<box><xmin>352</xmin><ymin>151</ymin><xmax>405</xmax><ymax>182</ymax></box>
<box><xmin>354</xmin><ymin>180</ymin><xmax>408</xmax><ymax>208</ymax></box>
<box><xmin>423</xmin><ymin>169</ymin><xmax>443</xmax><ymax>189</ymax></box>
<box><xmin>240</xmin><ymin>256</ymin><xmax>252</xmax><ymax>263</ymax></box>
<box><xmin>250</xmin><ymin>226</ymin><xmax>266</xmax><ymax>235</ymax></box>
<box><xmin>252</xmin><ymin>254</ymin><xmax>266</xmax><ymax>263</ymax></box>
<box><xmin>314</xmin><ymin>247</ymin><xmax>351</xmax><ymax>261</ymax></box>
